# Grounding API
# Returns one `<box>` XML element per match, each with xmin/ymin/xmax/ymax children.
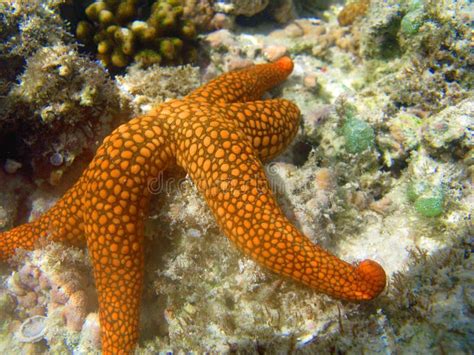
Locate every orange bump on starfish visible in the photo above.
<box><xmin>0</xmin><ymin>57</ymin><xmax>386</xmax><ymax>354</ymax></box>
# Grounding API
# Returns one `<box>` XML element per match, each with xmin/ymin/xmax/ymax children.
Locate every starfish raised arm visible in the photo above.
<box><xmin>186</xmin><ymin>56</ymin><xmax>295</xmax><ymax>103</ymax></box>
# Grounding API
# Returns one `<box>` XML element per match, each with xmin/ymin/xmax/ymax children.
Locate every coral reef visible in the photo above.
<box><xmin>2</xmin><ymin>56</ymin><xmax>387</xmax><ymax>353</ymax></box>
<box><xmin>0</xmin><ymin>44</ymin><xmax>127</xmax><ymax>185</ymax></box>
<box><xmin>0</xmin><ymin>0</ymin><xmax>133</xmax><ymax>186</ymax></box>
<box><xmin>0</xmin><ymin>0</ymin><xmax>472</xmax><ymax>353</ymax></box>
<box><xmin>359</xmin><ymin>0</ymin><xmax>472</xmax><ymax>113</ymax></box>
<box><xmin>0</xmin><ymin>0</ymin><xmax>72</xmax><ymax>98</ymax></box>
<box><xmin>76</xmin><ymin>0</ymin><xmax>199</xmax><ymax>69</ymax></box>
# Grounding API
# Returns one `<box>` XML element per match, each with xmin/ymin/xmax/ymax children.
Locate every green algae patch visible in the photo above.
<box><xmin>407</xmin><ymin>0</ymin><xmax>424</xmax><ymax>11</ymax></box>
<box><xmin>342</xmin><ymin>118</ymin><xmax>375</xmax><ymax>154</ymax></box>
<box><xmin>400</xmin><ymin>9</ymin><xmax>425</xmax><ymax>36</ymax></box>
<box><xmin>407</xmin><ymin>181</ymin><xmax>429</xmax><ymax>202</ymax></box>
<box><xmin>407</xmin><ymin>181</ymin><xmax>445</xmax><ymax>217</ymax></box>
<box><xmin>402</xmin><ymin>0</ymin><xmax>426</xmax><ymax>37</ymax></box>
<box><xmin>414</xmin><ymin>195</ymin><xmax>444</xmax><ymax>217</ymax></box>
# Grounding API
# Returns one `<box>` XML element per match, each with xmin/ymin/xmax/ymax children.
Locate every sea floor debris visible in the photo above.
<box><xmin>16</xmin><ymin>315</ymin><xmax>47</xmax><ymax>343</ymax></box>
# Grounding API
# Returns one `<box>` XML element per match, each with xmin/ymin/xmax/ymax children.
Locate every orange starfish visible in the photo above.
<box><xmin>0</xmin><ymin>57</ymin><xmax>386</xmax><ymax>354</ymax></box>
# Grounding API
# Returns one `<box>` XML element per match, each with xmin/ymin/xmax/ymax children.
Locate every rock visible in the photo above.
<box><xmin>263</xmin><ymin>45</ymin><xmax>288</xmax><ymax>61</ymax></box>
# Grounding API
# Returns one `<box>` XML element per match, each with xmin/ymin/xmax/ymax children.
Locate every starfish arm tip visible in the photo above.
<box><xmin>356</xmin><ymin>259</ymin><xmax>387</xmax><ymax>300</ymax></box>
<box><xmin>274</xmin><ymin>56</ymin><xmax>294</xmax><ymax>74</ymax></box>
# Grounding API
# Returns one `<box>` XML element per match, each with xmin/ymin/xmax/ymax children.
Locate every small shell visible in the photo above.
<box><xmin>16</xmin><ymin>315</ymin><xmax>47</xmax><ymax>343</ymax></box>
<box><xmin>4</xmin><ymin>159</ymin><xmax>22</xmax><ymax>174</ymax></box>
<box><xmin>50</xmin><ymin>152</ymin><xmax>64</xmax><ymax>166</ymax></box>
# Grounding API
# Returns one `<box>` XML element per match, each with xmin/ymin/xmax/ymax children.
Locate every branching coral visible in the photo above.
<box><xmin>76</xmin><ymin>0</ymin><xmax>198</xmax><ymax>69</ymax></box>
<box><xmin>182</xmin><ymin>0</ymin><xmax>215</xmax><ymax>31</ymax></box>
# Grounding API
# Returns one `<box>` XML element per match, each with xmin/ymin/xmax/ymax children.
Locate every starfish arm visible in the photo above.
<box><xmin>185</xmin><ymin>56</ymin><xmax>295</xmax><ymax>104</ymax></box>
<box><xmin>218</xmin><ymin>99</ymin><xmax>301</xmax><ymax>161</ymax></box>
<box><xmin>177</xmin><ymin>121</ymin><xmax>386</xmax><ymax>301</ymax></box>
<box><xmin>0</xmin><ymin>180</ymin><xmax>86</xmax><ymax>261</ymax></box>
<box><xmin>83</xmin><ymin>191</ymin><xmax>145</xmax><ymax>355</ymax></box>
<box><xmin>80</xmin><ymin>113</ymin><xmax>172</xmax><ymax>354</ymax></box>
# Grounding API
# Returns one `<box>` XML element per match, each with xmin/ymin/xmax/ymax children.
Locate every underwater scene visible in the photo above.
<box><xmin>0</xmin><ymin>0</ymin><xmax>472</xmax><ymax>353</ymax></box>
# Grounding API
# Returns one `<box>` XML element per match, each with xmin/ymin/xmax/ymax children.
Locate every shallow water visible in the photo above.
<box><xmin>0</xmin><ymin>0</ymin><xmax>472</xmax><ymax>353</ymax></box>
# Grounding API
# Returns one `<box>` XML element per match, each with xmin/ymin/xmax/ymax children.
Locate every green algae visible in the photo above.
<box><xmin>407</xmin><ymin>181</ymin><xmax>429</xmax><ymax>202</ymax></box>
<box><xmin>407</xmin><ymin>0</ymin><xmax>424</xmax><ymax>11</ymax></box>
<box><xmin>414</xmin><ymin>195</ymin><xmax>444</xmax><ymax>217</ymax></box>
<box><xmin>342</xmin><ymin>117</ymin><xmax>375</xmax><ymax>154</ymax></box>
<box><xmin>400</xmin><ymin>9</ymin><xmax>425</xmax><ymax>36</ymax></box>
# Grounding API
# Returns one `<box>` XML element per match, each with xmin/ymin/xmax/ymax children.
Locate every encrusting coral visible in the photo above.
<box><xmin>0</xmin><ymin>57</ymin><xmax>386</xmax><ymax>353</ymax></box>
<box><xmin>76</xmin><ymin>0</ymin><xmax>198</xmax><ymax>69</ymax></box>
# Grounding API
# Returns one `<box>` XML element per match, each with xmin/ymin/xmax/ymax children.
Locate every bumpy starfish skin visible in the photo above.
<box><xmin>0</xmin><ymin>57</ymin><xmax>386</xmax><ymax>353</ymax></box>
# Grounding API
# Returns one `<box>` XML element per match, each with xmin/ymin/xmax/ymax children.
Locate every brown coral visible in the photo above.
<box><xmin>337</xmin><ymin>0</ymin><xmax>370</xmax><ymax>27</ymax></box>
<box><xmin>183</xmin><ymin>0</ymin><xmax>215</xmax><ymax>31</ymax></box>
